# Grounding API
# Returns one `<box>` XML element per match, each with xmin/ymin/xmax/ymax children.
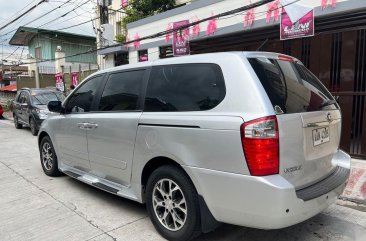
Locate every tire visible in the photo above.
<box><xmin>14</xmin><ymin>115</ymin><xmax>22</xmax><ymax>129</ymax></box>
<box><xmin>39</xmin><ymin>136</ymin><xmax>62</xmax><ymax>177</ymax></box>
<box><xmin>30</xmin><ymin>118</ymin><xmax>38</xmax><ymax>136</ymax></box>
<box><xmin>146</xmin><ymin>165</ymin><xmax>201</xmax><ymax>241</ymax></box>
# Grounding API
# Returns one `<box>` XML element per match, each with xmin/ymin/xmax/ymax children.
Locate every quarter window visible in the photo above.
<box><xmin>65</xmin><ymin>75</ymin><xmax>103</xmax><ymax>113</ymax></box>
<box><xmin>144</xmin><ymin>64</ymin><xmax>226</xmax><ymax>112</ymax></box>
<box><xmin>98</xmin><ymin>70</ymin><xmax>145</xmax><ymax>111</ymax></box>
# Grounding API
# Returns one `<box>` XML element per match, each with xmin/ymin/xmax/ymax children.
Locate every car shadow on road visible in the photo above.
<box><xmin>59</xmin><ymin>176</ymin><xmax>366</xmax><ymax>241</ymax></box>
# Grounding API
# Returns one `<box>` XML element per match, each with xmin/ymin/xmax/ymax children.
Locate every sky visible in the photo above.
<box><xmin>0</xmin><ymin>0</ymin><xmax>97</xmax><ymax>63</ymax></box>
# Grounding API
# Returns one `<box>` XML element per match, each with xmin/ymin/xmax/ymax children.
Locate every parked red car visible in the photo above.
<box><xmin>0</xmin><ymin>104</ymin><xmax>3</xmax><ymax>118</ymax></box>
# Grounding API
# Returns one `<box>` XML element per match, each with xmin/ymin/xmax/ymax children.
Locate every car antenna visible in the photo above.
<box><xmin>256</xmin><ymin>38</ymin><xmax>269</xmax><ymax>51</ymax></box>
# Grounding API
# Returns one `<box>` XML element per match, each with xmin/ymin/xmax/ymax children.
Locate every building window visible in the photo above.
<box><xmin>138</xmin><ymin>50</ymin><xmax>148</xmax><ymax>62</ymax></box>
<box><xmin>159</xmin><ymin>46</ymin><xmax>173</xmax><ymax>59</ymax></box>
<box><xmin>35</xmin><ymin>47</ymin><xmax>42</xmax><ymax>60</ymax></box>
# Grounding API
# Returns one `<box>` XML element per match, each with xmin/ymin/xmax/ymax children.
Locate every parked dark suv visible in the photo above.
<box><xmin>13</xmin><ymin>88</ymin><xmax>65</xmax><ymax>136</ymax></box>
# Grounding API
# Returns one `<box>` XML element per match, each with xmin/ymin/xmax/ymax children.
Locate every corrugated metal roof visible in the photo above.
<box><xmin>9</xmin><ymin>27</ymin><xmax>96</xmax><ymax>46</ymax></box>
<box><xmin>0</xmin><ymin>84</ymin><xmax>17</xmax><ymax>92</ymax></box>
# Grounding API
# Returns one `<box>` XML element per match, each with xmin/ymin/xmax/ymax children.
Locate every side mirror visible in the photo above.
<box><xmin>48</xmin><ymin>101</ymin><xmax>62</xmax><ymax>113</ymax></box>
<box><xmin>21</xmin><ymin>103</ymin><xmax>29</xmax><ymax>107</ymax></box>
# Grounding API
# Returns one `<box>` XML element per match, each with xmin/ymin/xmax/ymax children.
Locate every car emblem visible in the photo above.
<box><xmin>327</xmin><ymin>113</ymin><xmax>332</xmax><ymax>122</ymax></box>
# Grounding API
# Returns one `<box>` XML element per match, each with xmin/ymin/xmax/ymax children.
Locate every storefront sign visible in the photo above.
<box><xmin>173</xmin><ymin>20</ymin><xmax>190</xmax><ymax>56</ymax></box>
<box><xmin>280</xmin><ymin>8</ymin><xmax>314</xmax><ymax>40</ymax></box>
<box><xmin>55</xmin><ymin>73</ymin><xmax>64</xmax><ymax>92</ymax></box>
<box><xmin>122</xmin><ymin>0</ymin><xmax>128</xmax><ymax>8</ymax></box>
<box><xmin>71</xmin><ymin>72</ymin><xmax>79</xmax><ymax>86</ymax></box>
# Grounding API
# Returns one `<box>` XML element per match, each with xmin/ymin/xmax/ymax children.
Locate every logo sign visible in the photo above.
<box><xmin>71</xmin><ymin>72</ymin><xmax>79</xmax><ymax>86</ymax></box>
<box><xmin>55</xmin><ymin>73</ymin><xmax>64</xmax><ymax>92</ymax></box>
<box><xmin>122</xmin><ymin>0</ymin><xmax>128</xmax><ymax>8</ymax></box>
<box><xmin>280</xmin><ymin>8</ymin><xmax>314</xmax><ymax>40</ymax></box>
<box><xmin>173</xmin><ymin>20</ymin><xmax>190</xmax><ymax>57</ymax></box>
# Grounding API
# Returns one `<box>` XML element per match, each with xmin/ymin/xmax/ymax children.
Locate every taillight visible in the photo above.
<box><xmin>240</xmin><ymin>116</ymin><xmax>279</xmax><ymax>176</ymax></box>
<box><xmin>278</xmin><ymin>55</ymin><xmax>294</xmax><ymax>62</ymax></box>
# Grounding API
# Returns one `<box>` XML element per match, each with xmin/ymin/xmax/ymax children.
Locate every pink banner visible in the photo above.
<box><xmin>165</xmin><ymin>23</ymin><xmax>173</xmax><ymax>43</ymax></box>
<box><xmin>55</xmin><ymin>73</ymin><xmax>64</xmax><ymax>92</ymax></box>
<box><xmin>266</xmin><ymin>0</ymin><xmax>280</xmax><ymax>23</ymax></box>
<box><xmin>173</xmin><ymin>20</ymin><xmax>190</xmax><ymax>56</ymax></box>
<box><xmin>244</xmin><ymin>8</ymin><xmax>255</xmax><ymax>28</ymax></box>
<box><xmin>321</xmin><ymin>0</ymin><xmax>336</xmax><ymax>10</ymax></box>
<box><xmin>122</xmin><ymin>0</ymin><xmax>128</xmax><ymax>8</ymax></box>
<box><xmin>133</xmin><ymin>33</ymin><xmax>141</xmax><ymax>49</ymax></box>
<box><xmin>191</xmin><ymin>16</ymin><xmax>200</xmax><ymax>38</ymax></box>
<box><xmin>206</xmin><ymin>13</ymin><xmax>217</xmax><ymax>35</ymax></box>
<box><xmin>280</xmin><ymin>9</ymin><xmax>314</xmax><ymax>40</ymax></box>
<box><xmin>71</xmin><ymin>72</ymin><xmax>79</xmax><ymax>86</ymax></box>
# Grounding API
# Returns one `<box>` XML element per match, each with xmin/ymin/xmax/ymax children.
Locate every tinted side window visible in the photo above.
<box><xmin>98</xmin><ymin>70</ymin><xmax>145</xmax><ymax>111</ymax></box>
<box><xmin>66</xmin><ymin>75</ymin><xmax>103</xmax><ymax>113</ymax></box>
<box><xmin>144</xmin><ymin>64</ymin><xmax>225</xmax><ymax>112</ymax></box>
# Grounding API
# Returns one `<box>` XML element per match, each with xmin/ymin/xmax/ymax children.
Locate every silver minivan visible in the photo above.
<box><xmin>38</xmin><ymin>52</ymin><xmax>351</xmax><ymax>241</ymax></box>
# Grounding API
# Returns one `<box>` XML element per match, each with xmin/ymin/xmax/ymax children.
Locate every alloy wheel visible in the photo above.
<box><xmin>41</xmin><ymin>142</ymin><xmax>53</xmax><ymax>171</ymax></box>
<box><xmin>152</xmin><ymin>179</ymin><xmax>187</xmax><ymax>231</ymax></box>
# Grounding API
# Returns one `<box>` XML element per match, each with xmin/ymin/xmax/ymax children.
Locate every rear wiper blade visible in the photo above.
<box><xmin>320</xmin><ymin>99</ymin><xmax>337</xmax><ymax>108</ymax></box>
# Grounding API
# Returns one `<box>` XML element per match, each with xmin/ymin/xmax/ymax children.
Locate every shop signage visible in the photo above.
<box><xmin>55</xmin><ymin>73</ymin><xmax>64</xmax><ymax>92</ymax></box>
<box><xmin>71</xmin><ymin>72</ymin><xmax>79</xmax><ymax>86</ymax></box>
<box><xmin>280</xmin><ymin>8</ymin><xmax>314</xmax><ymax>40</ymax></box>
<box><xmin>173</xmin><ymin>20</ymin><xmax>190</xmax><ymax>56</ymax></box>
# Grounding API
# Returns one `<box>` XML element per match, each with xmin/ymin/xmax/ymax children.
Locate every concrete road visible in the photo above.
<box><xmin>1</xmin><ymin>118</ymin><xmax>366</xmax><ymax>241</ymax></box>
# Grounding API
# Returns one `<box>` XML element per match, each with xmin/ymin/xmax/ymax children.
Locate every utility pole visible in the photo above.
<box><xmin>35</xmin><ymin>64</ymin><xmax>40</xmax><ymax>88</ymax></box>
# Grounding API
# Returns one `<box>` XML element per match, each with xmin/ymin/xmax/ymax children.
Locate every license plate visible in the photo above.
<box><xmin>312</xmin><ymin>127</ymin><xmax>330</xmax><ymax>146</ymax></box>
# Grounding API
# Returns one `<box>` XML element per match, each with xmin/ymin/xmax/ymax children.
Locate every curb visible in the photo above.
<box><xmin>339</xmin><ymin>158</ymin><xmax>366</xmax><ymax>204</ymax></box>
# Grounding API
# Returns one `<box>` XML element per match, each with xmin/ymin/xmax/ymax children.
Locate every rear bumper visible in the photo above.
<box><xmin>183</xmin><ymin>150</ymin><xmax>351</xmax><ymax>229</ymax></box>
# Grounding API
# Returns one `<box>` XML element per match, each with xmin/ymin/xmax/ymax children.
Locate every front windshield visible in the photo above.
<box><xmin>32</xmin><ymin>92</ymin><xmax>65</xmax><ymax>105</ymax></box>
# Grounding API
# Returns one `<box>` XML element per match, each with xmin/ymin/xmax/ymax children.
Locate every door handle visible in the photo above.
<box><xmin>87</xmin><ymin>123</ymin><xmax>98</xmax><ymax>130</ymax></box>
<box><xmin>77</xmin><ymin>122</ymin><xmax>88</xmax><ymax>130</ymax></box>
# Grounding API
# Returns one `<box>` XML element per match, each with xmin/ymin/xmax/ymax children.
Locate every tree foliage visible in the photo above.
<box><xmin>122</xmin><ymin>0</ymin><xmax>176</xmax><ymax>31</ymax></box>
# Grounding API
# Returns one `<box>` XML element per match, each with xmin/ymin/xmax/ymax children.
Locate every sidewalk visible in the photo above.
<box><xmin>340</xmin><ymin>158</ymin><xmax>366</xmax><ymax>205</ymax></box>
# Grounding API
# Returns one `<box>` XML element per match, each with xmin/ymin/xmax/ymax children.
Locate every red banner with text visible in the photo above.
<box><xmin>55</xmin><ymin>73</ymin><xmax>64</xmax><ymax>92</ymax></box>
<box><xmin>71</xmin><ymin>72</ymin><xmax>79</xmax><ymax>86</ymax></box>
<box><xmin>173</xmin><ymin>20</ymin><xmax>190</xmax><ymax>56</ymax></box>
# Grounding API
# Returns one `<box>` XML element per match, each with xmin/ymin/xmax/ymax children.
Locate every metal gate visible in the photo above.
<box><xmin>189</xmin><ymin>10</ymin><xmax>366</xmax><ymax>158</ymax></box>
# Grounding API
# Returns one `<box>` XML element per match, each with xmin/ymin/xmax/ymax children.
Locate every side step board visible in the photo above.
<box><xmin>63</xmin><ymin>169</ymin><xmax>139</xmax><ymax>201</ymax></box>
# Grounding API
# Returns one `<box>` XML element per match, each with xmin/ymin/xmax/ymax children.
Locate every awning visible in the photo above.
<box><xmin>0</xmin><ymin>84</ymin><xmax>17</xmax><ymax>92</ymax></box>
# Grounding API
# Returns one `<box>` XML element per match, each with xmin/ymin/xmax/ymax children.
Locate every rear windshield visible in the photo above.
<box><xmin>32</xmin><ymin>92</ymin><xmax>65</xmax><ymax>105</ymax></box>
<box><xmin>248</xmin><ymin>57</ymin><xmax>338</xmax><ymax>114</ymax></box>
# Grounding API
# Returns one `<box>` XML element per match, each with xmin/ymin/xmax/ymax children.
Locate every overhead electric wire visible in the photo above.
<box><xmin>55</xmin><ymin>17</ymin><xmax>100</xmax><ymax>31</ymax></box>
<box><xmin>0</xmin><ymin>0</ymin><xmax>47</xmax><ymax>32</ymax></box>
<box><xmin>38</xmin><ymin>0</ymin><xmax>92</xmax><ymax>28</ymax></box>
<box><xmin>2</xmin><ymin>0</ymin><xmax>38</xmax><ymax>23</ymax></box>
<box><xmin>22</xmin><ymin>0</ymin><xmax>74</xmax><ymax>27</ymax></box>
<box><xmin>3</xmin><ymin>47</ymin><xmax>20</xmax><ymax>60</ymax></box>
<box><xmin>0</xmin><ymin>0</ymin><xmax>80</xmax><ymax>38</ymax></box>
<box><xmin>14</xmin><ymin>0</ymin><xmax>301</xmax><ymax>66</ymax></box>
